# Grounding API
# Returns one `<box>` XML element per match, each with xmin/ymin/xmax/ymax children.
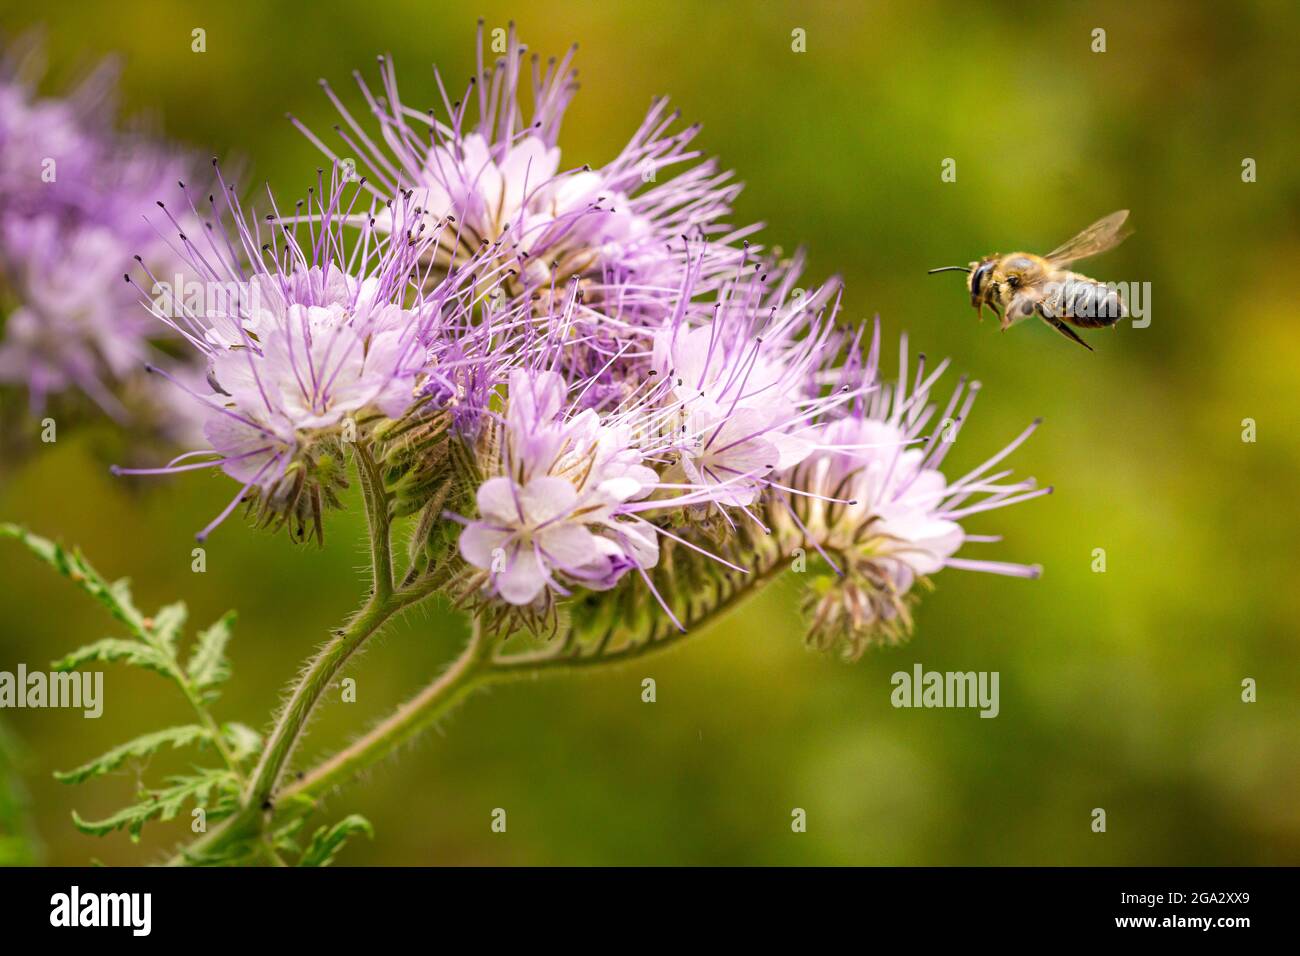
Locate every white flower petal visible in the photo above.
<box><xmin>497</xmin><ymin>547</ymin><xmax>547</xmax><ymax>605</ymax></box>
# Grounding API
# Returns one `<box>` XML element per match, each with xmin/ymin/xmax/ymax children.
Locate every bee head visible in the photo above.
<box><xmin>968</xmin><ymin>258</ymin><xmax>996</xmax><ymax>307</ymax></box>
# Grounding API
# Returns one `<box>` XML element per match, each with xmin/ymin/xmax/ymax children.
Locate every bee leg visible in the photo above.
<box><xmin>1038</xmin><ymin>308</ymin><xmax>1094</xmax><ymax>351</ymax></box>
<box><xmin>1004</xmin><ymin>293</ymin><xmax>1040</xmax><ymax>331</ymax></box>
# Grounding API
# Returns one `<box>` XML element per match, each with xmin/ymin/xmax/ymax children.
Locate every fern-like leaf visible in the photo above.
<box><xmin>220</xmin><ymin>723</ymin><xmax>262</xmax><ymax>764</ymax></box>
<box><xmin>54</xmin><ymin>725</ymin><xmax>212</xmax><ymax>784</ymax></box>
<box><xmin>51</xmin><ymin>637</ymin><xmax>172</xmax><ymax>677</ymax></box>
<box><xmin>297</xmin><ymin>814</ymin><xmax>374</xmax><ymax>867</ymax></box>
<box><xmin>71</xmin><ymin>768</ymin><xmax>239</xmax><ymax>841</ymax></box>
<box><xmin>1</xmin><ymin>524</ymin><xmax>147</xmax><ymax>633</ymax></box>
<box><xmin>4</xmin><ymin>525</ymin><xmax>259</xmax><ymax>853</ymax></box>
<box><xmin>187</xmin><ymin>611</ymin><xmax>236</xmax><ymax>698</ymax></box>
<box><xmin>150</xmin><ymin>602</ymin><xmax>187</xmax><ymax>658</ymax></box>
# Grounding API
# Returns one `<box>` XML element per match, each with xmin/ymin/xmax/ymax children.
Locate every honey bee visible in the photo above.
<box><xmin>928</xmin><ymin>210</ymin><xmax>1133</xmax><ymax>351</ymax></box>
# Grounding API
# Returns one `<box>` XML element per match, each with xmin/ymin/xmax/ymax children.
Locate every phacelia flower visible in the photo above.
<box><xmin>648</xmin><ymin>254</ymin><xmax>853</xmax><ymax>512</ymax></box>
<box><xmin>96</xmin><ymin>24</ymin><xmax>1053</xmax><ymax>658</ymax></box>
<box><xmin>458</xmin><ymin>368</ymin><xmax>660</xmax><ymax>608</ymax></box>
<box><xmin>0</xmin><ymin>39</ymin><xmax>199</xmax><ymax>425</ymax></box>
<box><xmin>116</xmin><ymin>166</ymin><xmax>481</xmax><ymax>542</ymax></box>
<box><xmin>295</xmin><ymin>21</ymin><xmax>754</xmax><ymax>322</ymax></box>
<box><xmin>771</xmin><ymin>320</ymin><xmax>1049</xmax><ymax>657</ymax></box>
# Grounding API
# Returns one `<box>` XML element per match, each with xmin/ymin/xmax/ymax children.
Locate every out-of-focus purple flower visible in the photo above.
<box><xmin>0</xmin><ymin>40</ymin><xmax>196</xmax><ymax>424</ymax></box>
<box><xmin>0</xmin><ymin>216</ymin><xmax>153</xmax><ymax>414</ymax></box>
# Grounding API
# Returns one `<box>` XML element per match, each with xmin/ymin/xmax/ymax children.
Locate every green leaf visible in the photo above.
<box><xmin>297</xmin><ymin>814</ymin><xmax>373</xmax><ymax>867</ymax></box>
<box><xmin>186</xmin><ymin>611</ymin><xmax>236</xmax><ymax>693</ymax></box>
<box><xmin>5</xmin><ymin>525</ymin><xmax>259</xmax><ymax>855</ymax></box>
<box><xmin>54</xmin><ymin>725</ymin><xmax>211</xmax><ymax>784</ymax></box>
<box><xmin>70</xmin><ymin>769</ymin><xmax>238</xmax><ymax>840</ymax></box>
<box><xmin>1</xmin><ymin>524</ymin><xmax>146</xmax><ymax>633</ymax></box>
<box><xmin>270</xmin><ymin>814</ymin><xmax>309</xmax><ymax>856</ymax></box>
<box><xmin>220</xmin><ymin>723</ymin><xmax>261</xmax><ymax>764</ymax></box>
<box><xmin>149</xmin><ymin>602</ymin><xmax>187</xmax><ymax>658</ymax></box>
<box><xmin>176</xmin><ymin>838</ymin><xmax>261</xmax><ymax>867</ymax></box>
<box><xmin>51</xmin><ymin>638</ymin><xmax>171</xmax><ymax>677</ymax></box>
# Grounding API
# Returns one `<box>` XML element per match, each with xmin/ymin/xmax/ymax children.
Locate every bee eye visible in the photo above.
<box><xmin>1007</xmin><ymin>275</ymin><xmax>1021</xmax><ymax>289</ymax></box>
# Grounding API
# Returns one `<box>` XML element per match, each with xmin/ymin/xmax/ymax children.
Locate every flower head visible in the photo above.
<box><xmin>295</xmin><ymin>21</ymin><xmax>753</xmax><ymax>323</ymax></box>
<box><xmin>102</xmin><ymin>25</ymin><xmax>1051</xmax><ymax>657</ymax></box>
<box><xmin>0</xmin><ymin>41</ymin><xmax>198</xmax><ymax>425</ymax></box>
<box><xmin>635</xmin><ymin>253</ymin><xmax>851</xmax><ymax>515</ymax></box>
<box><xmin>458</xmin><ymin>368</ymin><xmax>660</xmax><ymax>609</ymax></box>
<box><xmin>771</xmin><ymin>320</ymin><xmax>1049</xmax><ymax>657</ymax></box>
<box><xmin>116</xmin><ymin>165</ymin><xmax>481</xmax><ymax>542</ymax></box>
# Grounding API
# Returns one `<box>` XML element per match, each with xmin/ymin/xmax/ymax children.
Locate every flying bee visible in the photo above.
<box><xmin>928</xmin><ymin>210</ymin><xmax>1133</xmax><ymax>351</ymax></box>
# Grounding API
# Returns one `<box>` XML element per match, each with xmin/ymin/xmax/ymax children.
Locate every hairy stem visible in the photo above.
<box><xmin>240</xmin><ymin>445</ymin><xmax>401</xmax><ymax>813</ymax></box>
<box><xmin>354</xmin><ymin>443</ymin><xmax>393</xmax><ymax>601</ymax></box>
<box><xmin>168</xmin><ymin>593</ymin><xmax>401</xmax><ymax>865</ymax></box>
<box><xmin>282</xmin><ymin>618</ymin><xmax>495</xmax><ymax>802</ymax></box>
<box><xmin>176</xmin><ymin>541</ymin><xmax>789</xmax><ymax>863</ymax></box>
<box><xmin>242</xmin><ymin>597</ymin><xmax>398</xmax><ymax>813</ymax></box>
<box><xmin>280</xmin><ymin>553</ymin><xmax>793</xmax><ymax>804</ymax></box>
<box><xmin>176</xmin><ymin>674</ymin><xmax>244</xmax><ymax>786</ymax></box>
<box><xmin>166</xmin><ymin>453</ymin><xmax>401</xmax><ymax>865</ymax></box>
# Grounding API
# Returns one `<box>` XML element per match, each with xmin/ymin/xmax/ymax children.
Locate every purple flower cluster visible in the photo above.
<box><xmin>0</xmin><ymin>40</ymin><xmax>196</xmax><ymax>425</ymax></box>
<box><xmin>293</xmin><ymin>23</ymin><xmax>753</xmax><ymax>325</ymax></box>
<box><xmin>117</xmin><ymin>23</ymin><xmax>1048</xmax><ymax>649</ymax></box>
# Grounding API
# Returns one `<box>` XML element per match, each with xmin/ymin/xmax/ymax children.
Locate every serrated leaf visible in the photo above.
<box><xmin>187</xmin><ymin>612</ymin><xmax>235</xmax><ymax>693</ymax></box>
<box><xmin>221</xmin><ymin>723</ymin><xmax>261</xmax><ymax>763</ymax></box>
<box><xmin>105</xmin><ymin>579</ymin><xmax>144</xmax><ymax>630</ymax></box>
<box><xmin>149</xmin><ymin>602</ymin><xmax>187</xmax><ymax>657</ymax></box>
<box><xmin>297</xmin><ymin>814</ymin><xmax>373</xmax><ymax>867</ymax></box>
<box><xmin>70</xmin><ymin>768</ymin><xmax>238</xmax><ymax>840</ymax></box>
<box><xmin>270</xmin><ymin>814</ymin><xmax>310</xmax><ymax>856</ymax></box>
<box><xmin>1</xmin><ymin>525</ymin><xmax>146</xmax><ymax>633</ymax></box>
<box><xmin>54</xmin><ymin>725</ymin><xmax>211</xmax><ymax>784</ymax></box>
<box><xmin>177</xmin><ymin>838</ymin><xmax>261</xmax><ymax>867</ymax></box>
<box><xmin>51</xmin><ymin>638</ymin><xmax>171</xmax><ymax>677</ymax></box>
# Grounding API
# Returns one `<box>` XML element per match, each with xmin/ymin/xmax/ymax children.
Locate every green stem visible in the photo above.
<box><xmin>242</xmin><ymin>441</ymin><xmax>402</xmax><ymax>811</ymax></box>
<box><xmin>282</xmin><ymin>554</ymin><xmax>792</xmax><ymax>803</ymax></box>
<box><xmin>176</xmin><ymin>674</ymin><xmax>243</xmax><ymax>786</ymax></box>
<box><xmin>242</xmin><ymin>597</ymin><xmax>398</xmax><ymax>812</ymax></box>
<box><xmin>167</xmin><ymin>593</ymin><xmax>401</xmax><ymax>865</ymax></box>
<box><xmin>166</xmin><ymin>450</ymin><xmax>402</xmax><ymax>865</ymax></box>
<box><xmin>354</xmin><ymin>443</ymin><xmax>393</xmax><ymax>601</ymax></box>
<box><xmin>179</xmin><ymin>537</ymin><xmax>790</xmax><ymax>862</ymax></box>
<box><xmin>282</xmin><ymin>618</ymin><xmax>495</xmax><ymax>803</ymax></box>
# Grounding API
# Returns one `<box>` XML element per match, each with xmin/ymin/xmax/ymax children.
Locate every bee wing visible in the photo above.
<box><xmin>1043</xmin><ymin>210</ymin><xmax>1132</xmax><ymax>266</ymax></box>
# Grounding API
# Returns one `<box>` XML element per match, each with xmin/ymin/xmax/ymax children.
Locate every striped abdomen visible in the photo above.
<box><xmin>1042</xmin><ymin>273</ymin><xmax>1125</xmax><ymax>328</ymax></box>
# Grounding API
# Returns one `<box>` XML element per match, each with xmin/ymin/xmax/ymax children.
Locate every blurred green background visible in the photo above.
<box><xmin>1</xmin><ymin>0</ymin><xmax>1297</xmax><ymax>865</ymax></box>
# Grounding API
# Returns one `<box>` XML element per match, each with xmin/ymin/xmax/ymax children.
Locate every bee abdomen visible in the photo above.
<box><xmin>1044</xmin><ymin>275</ymin><xmax>1125</xmax><ymax>328</ymax></box>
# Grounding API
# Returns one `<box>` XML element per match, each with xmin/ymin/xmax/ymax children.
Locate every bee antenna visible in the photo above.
<box><xmin>927</xmin><ymin>266</ymin><xmax>971</xmax><ymax>275</ymax></box>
